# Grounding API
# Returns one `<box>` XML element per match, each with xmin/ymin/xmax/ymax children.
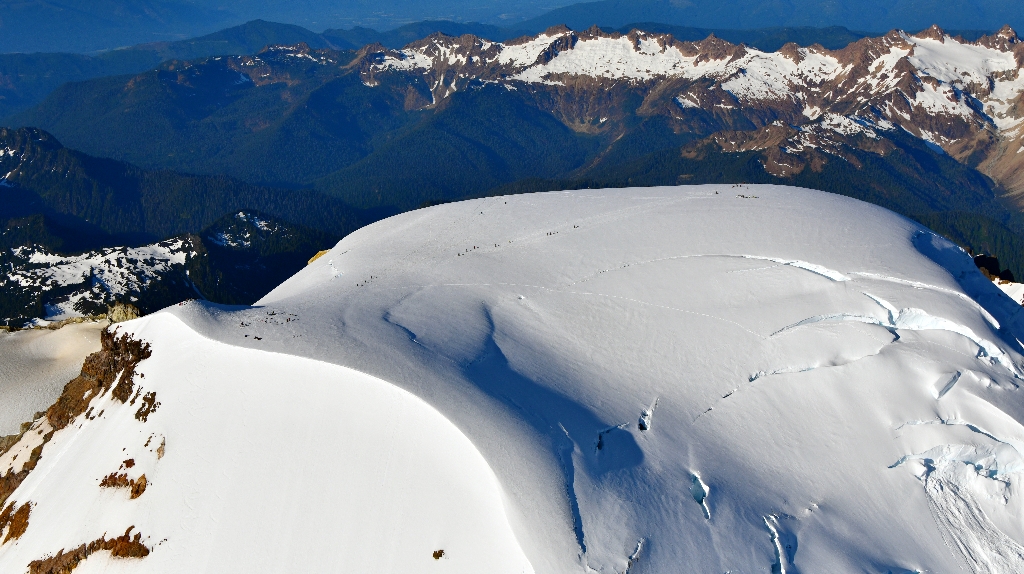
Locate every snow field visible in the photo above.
<box><xmin>7</xmin><ymin>185</ymin><xmax>1024</xmax><ymax>572</ymax></box>
<box><xmin>0</xmin><ymin>321</ymin><xmax>104</xmax><ymax>435</ymax></box>
<box><xmin>245</xmin><ymin>185</ymin><xmax>1024</xmax><ymax>572</ymax></box>
<box><xmin>995</xmin><ymin>278</ymin><xmax>1024</xmax><ymax>304</ymax></box>
<box><xmin>0</xmin><ymin>313</ymin><xmax>533</xmax><ymax>573</ymax></box>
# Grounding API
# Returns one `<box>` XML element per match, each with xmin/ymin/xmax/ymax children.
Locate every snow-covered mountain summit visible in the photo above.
<box><xmin>4</xmin><ymin>185</ymin><xmax>1024</xmax><ymax>572</ymax></box>
<box><xmin>357</xmin><ymin>24</ymin><xmax>1024</xmax><ymax>196</ymax></box>
<box><xmin>369</xmin><ymin>24</ymin><xmax>1022</xmax><ymax>124</ymax></box>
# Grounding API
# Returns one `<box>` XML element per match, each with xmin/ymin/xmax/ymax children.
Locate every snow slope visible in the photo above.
<box><xmin>995</xmin><ymin>278</ymin><xmax>1024</xmax><ymax>305</ymax></box>
<box><xmin>5</xmin><ymin>185</ymin><xmax>1024</xmax><ymax>573</ymax></box>
<box><xmin>0</xmin><ymin>322</ymin><xmax>103</xmax><ymax>435</ymax></box>
<box><xmin>0</xmin><ymin>314</ymin><xmax>533</xmax><ymax>573</ymax></box>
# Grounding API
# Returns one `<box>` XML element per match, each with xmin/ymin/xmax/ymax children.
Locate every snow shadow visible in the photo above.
<box><xmin>440</xmin><ymin>307</ymin><xmax>644</xmax><ymax>554</ymax></box>
<box><xmin>913</xmin><ymin>230</ymin><xmax>1024</xmax><ymax>353</ymax></box>
<box><xmin>464</xmin><ymin>334</ymin><xmax>645</xmax><ymax>552</ymax></box>
<box><xmin>465</xmin><ymin>334</ymin><xmax>644</xmax><ymax>471</ymax></box>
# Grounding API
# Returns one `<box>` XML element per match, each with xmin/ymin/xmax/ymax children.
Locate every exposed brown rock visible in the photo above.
<box><xmin>977</xmin><ymin>26</ymin><xmax>1021</xmax><ymax>51</ymax></box>
<box><xmin>914</xmin><ymin>24</ymin><xmax>948</xmax><ymax>42</ymax></box>
<box><xmin>0</xmin><ymin>501</ymin><xmax>31</xmax><ymax>543</ymax></box>
<box><xmin>0</xmin><ymin>330</ymin><xmax>154</xmax><ymax>512</ymax></box>
<box><xmin>307</xmin><ymin>249</ymin><xmax>330</xmax><ymax>265</ymax></box>
<box><xmin>107</xmin><ymin>302</ymin><xmax>140</xmax><ymax>324</ymax></box>
<box><xmin>0</xmin><ymin>415</ymin><xmax>44</xmax><ymax>458</ymax></box>
<box><xmin>47</xmin><ymin>329</ymin><xmax>152</xmax><ymax>431</ymax></box>
<box><xmin>134</xmin><ymin>392</ymin><xmax>160</xmax><ymax>422</ymax></box>
<box><xmin>99</xmin><ymin>472</ymin><xmax>147</xmax><ymax>499</ymax></box>
<box><xmin>28</xmin><ymin>526</ymin><xmax>150</xmax><ymax>574</ymax></box>
<box><xmin>0</xmin><ymin>441</ymin><xmax>46</xmax><ymax>510</ymax></box>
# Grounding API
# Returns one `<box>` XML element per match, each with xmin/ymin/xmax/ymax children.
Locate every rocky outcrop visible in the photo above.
<box><xmin>0</xmin><ymin>328</ymin><xmax>154</xmax><ymax>552</ymax></box>
<box><xmin>107</xmin><ymin>302</ymin><xmax>140</xmax><ymax>324</ymax></box>
<box><xmin>307</xmin><ymin>250</ymin><xmax>330</xmax><ymax>264</ymax></box>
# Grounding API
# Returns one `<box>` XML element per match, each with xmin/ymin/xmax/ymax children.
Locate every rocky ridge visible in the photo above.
<box><xmin>0</xmin><ymin>238</ymin><xmax>201</xmax><ymax>326</ymax></box>
<box><xmin>352</xmin><ymin>24</ymin><xmax>1024</xmax><ymax>197</ymax></box>
<box><xmin>0</xmin><ymin>209</ymin><xmax>336</xmax><ymax>328</ymax></box>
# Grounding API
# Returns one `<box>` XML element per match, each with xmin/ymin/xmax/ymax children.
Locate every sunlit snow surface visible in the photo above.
<box><xmin>7</xmin><ymin>185</ymin><xmax>1024</xmax><ymax>573</ymax></box>
<box><xmin>0</xmin><ymin>322</ymin><xmax>104</xmax><ymax>435</ymax></box>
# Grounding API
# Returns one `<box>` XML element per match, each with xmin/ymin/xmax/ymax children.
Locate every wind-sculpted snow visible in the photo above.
<box><xmin>7</xmin><ymin>185</ymin><xmax>1024</xmax><ymax>572</ymax></box>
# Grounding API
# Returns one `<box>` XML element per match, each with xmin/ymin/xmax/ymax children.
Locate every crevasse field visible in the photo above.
<box><xmin>4</xmin><ymin>185</ymin><xmax>1024</xmax><ymax>573</ymax></box>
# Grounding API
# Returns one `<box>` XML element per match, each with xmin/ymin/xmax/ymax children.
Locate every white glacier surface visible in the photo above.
<box><xmin>5</xmin><ymin>185</ymin><xmax>1024</xmax><ymax>572</ymax></box>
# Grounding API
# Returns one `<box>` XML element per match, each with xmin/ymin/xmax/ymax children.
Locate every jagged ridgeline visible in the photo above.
<box><xmin>0</xmin><ymin>210</ymin><xmax>339</xmax><ymax>327</ymax></box>
<box><xmin>8</xmin><ymin>24</ymin><xmax>1024</xmax><ymax>276</ymax></box>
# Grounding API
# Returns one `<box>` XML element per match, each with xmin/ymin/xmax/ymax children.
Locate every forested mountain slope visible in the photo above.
<box><xmin>0</xmin><ymin>127</ymin><xmax>364</xmax><ymax>244</ymax></box>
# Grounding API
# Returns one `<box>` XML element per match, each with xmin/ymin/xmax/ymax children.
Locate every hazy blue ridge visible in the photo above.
<box><xmin>516</xmin><ymin>0</ymin><xmax>1022</xmax><ymax>35</ymax></box>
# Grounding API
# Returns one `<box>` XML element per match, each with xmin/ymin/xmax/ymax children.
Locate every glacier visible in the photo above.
<box><xmin>4</xmin><ymin>185</ymin><xmax>1024</xmax><ymax>572</ymax></box>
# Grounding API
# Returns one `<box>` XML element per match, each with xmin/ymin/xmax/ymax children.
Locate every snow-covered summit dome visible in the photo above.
<box><xmin>4</xmin><ymin>185</ymin><xmax>1024</xmax><ymax>573</ymax></box>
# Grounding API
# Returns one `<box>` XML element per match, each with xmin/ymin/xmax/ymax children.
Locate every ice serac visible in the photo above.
<box><xmin>6</xmin><ymin>185</ymin><xmax>1024</xmax><ymax>573</ymax></box>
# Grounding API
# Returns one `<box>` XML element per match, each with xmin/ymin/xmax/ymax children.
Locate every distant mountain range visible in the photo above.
<box><xmin>3</xmin><ymin>21</ymin><xmax>1024</xmax><ymax>324</ymax></box>
<box><xmin>0</xmin><ymin>19</ymin><xmax>888</xmax><ymax>119</ymax></box>
<box><xmin>0</xmin><ymin>0</ymin><xmax>542</xmax><ymax>53</ymax></box>
<box><xmin>6</xmin><ymin>25</ymin><xmax>1023</xmax><ymax>270</ymax></box>
<box><xmin>0</xmin><ymin>0</ymin><xmax>234</xmax><ymax>53</ymax></box>
<box><xmin>517</xmin><ymin>0</ymin><xmax>1023</xmax><ymax>37</ymax></box>
<box><xmin>1</xmin><ymin>0</ymin><xmax>1018</xmax><ymax>54</ymax></box>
